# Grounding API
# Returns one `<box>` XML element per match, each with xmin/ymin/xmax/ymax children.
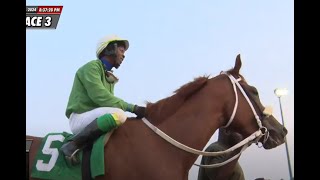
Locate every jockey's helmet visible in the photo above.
<box><xmin>96</xmin><ymin>35</ymin><xmax>129</xmax><ymax>58</ymax></box>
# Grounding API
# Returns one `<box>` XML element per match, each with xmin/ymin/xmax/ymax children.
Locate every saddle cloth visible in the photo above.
<box><xmin>30</xmin><ymin>131</ymin><xmax>113</xmax><ymax>180</ymax></box>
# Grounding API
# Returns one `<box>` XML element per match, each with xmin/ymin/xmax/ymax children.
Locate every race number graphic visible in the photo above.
<box><xmin>26</xmin><ymin>6</ymin><xmax>63</xmax><ymax>29</ymax></box>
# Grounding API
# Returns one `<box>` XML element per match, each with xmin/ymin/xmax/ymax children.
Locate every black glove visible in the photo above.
<box><xmin>133</xmin><ymin>105</ymin><xmax>146</xmax><ymax>119</ymax></box>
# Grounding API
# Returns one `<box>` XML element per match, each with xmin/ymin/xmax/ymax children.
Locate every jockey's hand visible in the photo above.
<box><xmin>133</xmin><ymin>105</ymin><xmax>146</xmax><ymax>119</ymax></box>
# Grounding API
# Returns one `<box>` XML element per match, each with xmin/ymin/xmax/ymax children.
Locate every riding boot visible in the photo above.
<box><xmin>61</xmin><ymin>113</ymin><xmax>120</xmax><ymax>166</ymax></box>
<box><xmin>60</xmin><ymin>119</ymin><xmax>105</xmax><ymax>166</ymax></box>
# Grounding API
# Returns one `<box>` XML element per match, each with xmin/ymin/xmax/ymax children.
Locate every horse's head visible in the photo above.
<box><xmin>220</xmin><ymin>54</ymin><xmax>287</xmax><ymax>150</ymax></box>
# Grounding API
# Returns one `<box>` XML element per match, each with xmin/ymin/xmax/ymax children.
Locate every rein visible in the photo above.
<box><xmin>142</xmin><ymin>118</ymin><xmax>261</xmax><ymax>168</ymax></box>
<box><xmin>142</xmin><ymin>72</ymin><xmax>271</xmax><ymax>168</ymax></box>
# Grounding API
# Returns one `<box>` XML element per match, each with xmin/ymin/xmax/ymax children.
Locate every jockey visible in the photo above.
<box><xmin>60</xmin><ymin>34</ymin><xmax>146</xmax><ymax>165</ymax></box>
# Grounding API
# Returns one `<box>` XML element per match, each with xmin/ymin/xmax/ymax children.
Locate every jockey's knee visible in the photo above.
<box><xmin>110</xmin><ymin>109</ymin><xmax>127</xmax><ymax>126</ymax></box>
<box><xmin>96</xmin><ymin>108</ymin><xmax>127</xmax><ymax>132</ymax></box>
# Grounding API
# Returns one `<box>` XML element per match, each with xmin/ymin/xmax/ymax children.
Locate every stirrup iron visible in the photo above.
<box><xmin>65</xmin><ymin>149</ymin><xmax>80</xmax><ymax>166</ymax></box>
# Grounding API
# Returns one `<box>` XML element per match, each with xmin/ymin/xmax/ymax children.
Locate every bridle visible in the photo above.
<box><xmin>220</xmin><ymin>71</ymin><xmax>270</xmax><ymax>144</ymax></box>
<box><xmin>141</xmin><ymin>71</ymin><xmax>272</xmax><ymax>168</ymax></box>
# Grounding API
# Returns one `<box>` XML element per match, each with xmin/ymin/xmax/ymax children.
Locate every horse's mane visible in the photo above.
<box><xmin>145</xmin><ymin>66</ymin><xmax>249</xmax><ymax>124</ymax></box>
<box><xmin>173</xmin><ymin>75</ymin><xmax>210</xmax><ymax>97</ymax></box>
<box><xmin>146</xmin><ymin>75</ymin><xmax>210</xmax><ymax>123</ymax></box>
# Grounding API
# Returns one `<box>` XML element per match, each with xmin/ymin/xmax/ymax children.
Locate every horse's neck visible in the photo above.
<box><xmin>146</xmin><ymin>76</ymin><xmax>209</xmax><ymax>125</ymax></box>
<box><xmin>147</xmin><ymin>94</ymin><xmax>185</xmax><ymax>124</ymax></box>
<box><xmin>158</xmin><ymin>82</ymin><xmax>227</xmax><ymax>169</ymax></box>
<box><xmin>161</xmin><ymin>104</ymin><xmax>223</xmax><ymax>146</ymax></box>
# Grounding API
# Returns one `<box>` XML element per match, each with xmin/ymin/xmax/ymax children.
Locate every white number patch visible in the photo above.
<box><xmin>36</xmin><ymin>134</ymin><xmax>65</xmax><ymax>172</ymax></box>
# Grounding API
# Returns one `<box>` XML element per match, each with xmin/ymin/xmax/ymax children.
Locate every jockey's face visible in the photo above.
<box><xmin>113</xmin><ymin>45</ymin><xmax>126</xmax><ymax>69</ymax></box>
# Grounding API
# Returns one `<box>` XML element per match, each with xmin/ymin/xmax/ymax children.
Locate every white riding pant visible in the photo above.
<box><xmin>69</xmin><ymin>107</ymin><xmax>127</xmax><ymax>134</ymax></box>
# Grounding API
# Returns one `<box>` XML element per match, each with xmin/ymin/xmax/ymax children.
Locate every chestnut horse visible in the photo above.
<box><xmin>197</xmin><ymin>128</ymin><xmax>245</xmax><ymax>180</ymax></box>
<box><xmin>27</xmin><ymin>54</ymin><xmax>287</xmax><ymax>180</ymax></box>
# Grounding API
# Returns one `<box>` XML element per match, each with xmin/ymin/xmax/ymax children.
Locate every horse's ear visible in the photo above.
<box><xmin>233</xmin><ymin>54</ymin><xmax>242</xmax><ymax>75</ymax></box>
